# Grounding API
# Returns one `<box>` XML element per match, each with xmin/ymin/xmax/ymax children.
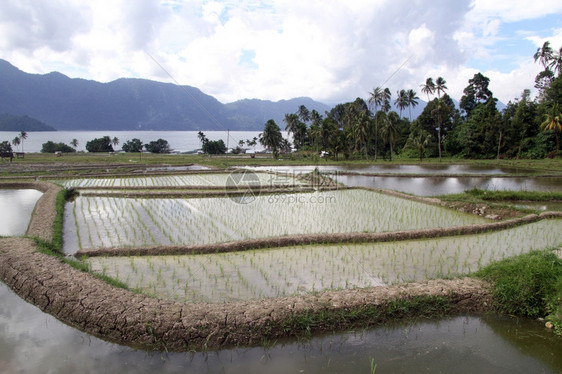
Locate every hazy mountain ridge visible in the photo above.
<box><xmin>0</xmin><ymin>59</ymin><xmax>330</xmax><ymax>131</ymax></box>
<box><xmin>0</xmin><ymin>113</ymin><xmax>56</xmax><ymax>131</ymax></box>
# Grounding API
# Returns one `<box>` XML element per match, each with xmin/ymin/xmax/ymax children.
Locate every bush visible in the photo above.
<box><xmin>202</xmin><ymin>139</ymin><xmax>226</xmax><ymax>154</ymax></box>
<box><xmin>122</xmin><ymin>138</ymin><xmax>144</xmax><ymax>152</ymax></box>
<box><xmin>475</xmin><ymin>250</ymin><xmax>562</xmax><ymax>319</ymax></box>
<box><xmin>85</xmin><ymin>136</ymin><xmax>114</xmax><ymax>152</ymax></box>
<box><xmin>145</xmin><ymin>138</ymin><xmax>170</xmax><ymax>153</ymax></box>
<box><xmin>41</xmin><ymin>141</ymin><xmax>76</xmax><ymax>153</ymax></box>
<box><xmin>0</xmin><ymin>140</ymin><xmax>12</xmax><ymax>153</ymax></box>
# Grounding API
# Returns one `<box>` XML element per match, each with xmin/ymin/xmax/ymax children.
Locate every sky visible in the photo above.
<box><xmin>1</xmin><ymin>0</ymin><xmax>562</xmax><ymax>106</ymax></box>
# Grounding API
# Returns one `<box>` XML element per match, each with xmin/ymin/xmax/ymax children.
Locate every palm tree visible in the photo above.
<box><xmin>297</xmin><ymin>105</ymin><xmax>310</xmax><ymax>123</ymax></box>
<box><xmin>70</xmin><ymin>138</ymin><xmax>79</xmax><ymax>150</ymax></box>
<box><xmin>284</xmin><ymin>113</ymin><xmax>299</xmax><ymax>140</ymax></box>
<box><xmin>394</xmin><ymin>89</ymin><xmax>408</xmax><ymax>118</ymax></box>
<box><xmin>534</xmin><ymin>41</ymin><xmax>554</xmax><ymax>70</ymax></box>
<box><xmin>349</xmin><ymin>110</ymin><xmax>370</xmax><ymax>159</ymax></box>
<box><xmin>19</xmin><ymin>131</ymin><xmax>27</xmax><ymax>153</ymax></box>
<box><xmin>406</xmin><ymin>89</ymin><xmax>419</xmax><ymax>121</ymax></box>
<box><xmin>541</xmin><ymin>103</ymin><xmax>562</xmax><ymax>151</ymax></box>
<box><xmin>433</xmin><ymin>77</ymin><xmax>448</xmax><ymax>162</ymax></box>
<box><xmin>368</xmin><ymin>87</ymin><xmax>391</xmax><ymax>161</ymax></box>
<box><xmin>435</xmin><ymin>77</ymin><xmax>448</xmax><ymax>99</ymax></box>
<box><xmin>380</xmin><ymin>113</ymin><xmax>398</xmax><ymax>161</ymax></box>
<box><xmin>260</xmin><ymin>119</ymin><xmax>283</xmax><ymax>158</ymax></box>
<box><xmin>406</xmin><ymin>131</ymin><xmax>432</xmax><ymax>162</ymax></box>
<box><xmin>12</xmin><ymin>136</ymin><xmax>20</xmax><ymax>152</ymax></box>
<box><xmin>420</xmin><ymin>78</ymin><xmax>435</xmax><ymax>102</ymax></box>
<box><xmin>111</xmin><ymin>137</ymin><xmax>120</xmax><ymax>149</ymax></box>
<box><xmin>551</xmin><ymin>46</ymin><xmax>562</xmax><ymax>77</ymax></box>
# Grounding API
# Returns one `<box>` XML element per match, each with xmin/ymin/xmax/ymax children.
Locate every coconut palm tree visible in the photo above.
<box><xmin>111</xmin><ymin>137</ymin><xmax>120</xmax><ymax>149</ymax></box>
<box><xmin>406</xmin><ymin>89</ymin><xmax>419</xmax><ymax>121</ymax></box>
<box><xmin>551</xmin><ymin>46</ymin><xmax>562</xmax><ymax>76</ymax></box>
<box><xmin>420</xmin><ymin>78</ymin><xmax>435</xmax><ymax>102</ymax></box>
<box><xmin>406</xmin><ymin>131</ymin><xmax>432</xmax><ymax>162</ymax></box>
<box><xmin>534</xmin><ymin>41</ymin><xmax>554</xmax><ymax>70</ymax></box>
<box><xmin>432</xmin><ymin>77</ymin><xmax>448</xmax><ymax>162</ymax></box>
<box><xmin>349</xmin><ymin>110</ymin><xmax>370</xmax><ymax>159</ymax></box>
<box><xmin>368</xmin><ymin>87</ymin><xmax>391</xmax><ymax>161</ymax></box>
<box><xmin>284</xmin><ymin>113</ymin><xmax>300</xmax><ymax>139</ymax></box>
<box><xmin>297</xmin><ymin>105</ymin><xmax>310</xmax><ymax>123</ymax></box>
<box><xmin>11</xmin><ymin>136</ymin><xmax>20</xmax><ymax>152</ymax></box>
<box><xmin>394</xmin><ymin>89</ymin><xmax>408</xmax><ymax>118</ymax></box>
<box><xmin>260</xmin><ymin>119</ymin><xmax>283</xmax><ymax>158</ymax></box>
<box><xmin>541</xmin><ymin>103</ymin><xmax>562</xmax><ymax>151</ymax></box>
<box><xmin>435</xmin><ymin>77</ymin><xmax>448</xmax><ymax>99</ymax></box>
<box><xmin>380</xmin><ymin>112</ymin><xmax>398</xmax><ymax>161</ymax></box>
<box><xmin>70</xmin><ymin>138</ymin><xmax>79</xmax><ymax>150</ymax></box>
<box><xmin>19</xmin><ymin>131</ymin><xmax>27</xmax><ymax>153</ymax></box>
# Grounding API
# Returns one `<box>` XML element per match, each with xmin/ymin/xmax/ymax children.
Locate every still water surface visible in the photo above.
<box><xmin>241</xmin><ymin>166</ymin><xmax>562</xmax><ymax>196</ymax></box>
<box><xmin>0</xmin><ymin>189</ymin><xmax>43</xmax><ymax>236</ymax></box>
<box><xmin>1</xmin><ymin>282</ymin><xmax>561</xmax><ymax>374</ymax></box>
<box><xmin>243</xmin><ymin>164</ymin><xmax>539</xmax><ymax>175</ymax></box>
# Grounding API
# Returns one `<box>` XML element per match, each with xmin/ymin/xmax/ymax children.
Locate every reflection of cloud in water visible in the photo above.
<box><xmin>2</xmin><ymin>280</ymin><xmax>561</xmax><ymax>373</ymax></box>
<box><xmin>0</xmin><ymin>190</ymin><xmax>43</xmax><ymax>236</ymax></box>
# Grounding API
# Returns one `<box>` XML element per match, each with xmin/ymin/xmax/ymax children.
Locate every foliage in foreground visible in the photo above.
<box><xmin>475</xmin><ymin>249</ymin><xmax>562</xmax><ymax>334</ymax></box>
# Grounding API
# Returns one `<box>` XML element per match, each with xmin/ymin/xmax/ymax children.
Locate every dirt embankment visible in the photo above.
<box><xmin>0</xmin><ymin>181</ymin><xmax>62</xmax><ymax>242</ymax></box>
<box><xmin>0</xmin><ymin>237</ymin><xmax>492</xmax><ymax>351</ymax></box>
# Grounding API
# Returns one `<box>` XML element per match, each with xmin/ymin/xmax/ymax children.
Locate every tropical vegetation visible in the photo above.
<box><xmin>260</xmin><ymin>42</ymin><xmax>562</xmax><ymax>161</ymax></box>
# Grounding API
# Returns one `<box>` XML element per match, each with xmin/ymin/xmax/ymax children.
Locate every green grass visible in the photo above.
<box><xmin>475</xmin><ymin>249</ymin><xmax>562</xmax><ymax>333</ymax></box>
<box><xmin>439</xmin><ymin>188</ymin><xmax>562</xmax><ymax>205</ymax></box>
<box><xmin>3</xmin><ymin>152</ymin><xmax>562</xmax><ymax>174</ymax></box>
<box><xmin>32</xmin><ymin>187</ymin><xmax>130</xmax><ymax>291</ymax></box>
<box><xmin>274</xmin><ymin>295</ymin><xmax>451</xmax><ymax>339</ymax></box>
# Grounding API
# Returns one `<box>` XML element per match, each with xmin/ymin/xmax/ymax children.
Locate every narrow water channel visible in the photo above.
<box><xmin>0</xmin><ymin>189</ymin><xmax>43</xmax><ymax>236</ymax></box>
<box><xmin>1</xmin><ymin>282</ymin><xmax>561</xmax><ymax>373</ymax></box>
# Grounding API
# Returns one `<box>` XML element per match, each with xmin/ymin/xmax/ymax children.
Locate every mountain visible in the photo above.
<box><xmin>224</xmin><ymin>97</ymin><xmax>330</xmax><ymax>129</ymax></box>
<box><xmin>0</xmin><ymin>59</ymin><xmax>330</xmax><ymax>131</ymax></box>
<box><xmin>0</xmin><ymin>113</ymin><xmax>56</xmax><ymax>131</ymax></box>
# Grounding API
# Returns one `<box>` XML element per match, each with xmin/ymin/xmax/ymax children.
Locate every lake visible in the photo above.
<box><xmin>0</xmin><ymin>130</ymin><xmax>265</xmax><ymax>153</ymax></box>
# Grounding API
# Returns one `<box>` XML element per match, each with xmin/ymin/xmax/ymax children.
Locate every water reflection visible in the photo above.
<box><xmin>335</xmin><ymin>175</ymin><xmax>562</xmax><ymax>196</ymax></box>
<box><xmin>242</xmin><ymin>164</ymin><xmax>539</xmax><ymax>175</ymax></box>
<box><xmin>0</xmin><ymin>189</ymin><xmax>43</xmax><ymax>236</ymax></box>
<box><xmin>1</xmin><ymin>282</ymin><xmax>561</xmax><ymax>373</ymax></box>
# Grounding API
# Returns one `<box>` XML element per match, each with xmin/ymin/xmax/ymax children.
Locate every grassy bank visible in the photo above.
<box><xmin>2</xmin><ymin>152</ymin><xmax>561</xmax><ymax>174</ymax></box>
<box><xmin>475</xmin><ymin>249</ymin><xmax>562</xmax><ymax>335</ymax></box>
<box><xmin>441</xmin><ymin>189</ymin><xmax>562</xmax><ymax>203</ymax></box>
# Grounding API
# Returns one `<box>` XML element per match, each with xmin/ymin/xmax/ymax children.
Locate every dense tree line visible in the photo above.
<box><xmin>260</xmin><ymin>42</ymin><xmax>562</xmax><ymax>160</ymax></box>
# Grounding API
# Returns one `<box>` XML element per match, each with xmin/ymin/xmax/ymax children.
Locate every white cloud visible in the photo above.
<box><xmin>0</xmin><ymin>0</ymin><xmax>560</xmax><ymax>106</ymax></box>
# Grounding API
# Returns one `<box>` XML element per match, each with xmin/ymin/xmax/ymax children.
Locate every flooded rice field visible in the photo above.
<box><xmin>335</xmin><ymin>174</ymin><xmax>562</xmax><ymax>196</ymax></box>
<box><xmin>85</xmin><ymin>220</ymin><xmax>561</xmax><ymax>303</ymax></box>
<box><xmin>62</xmin><ymin>189</ymin><xmax>486</xmax><ymax>253</ymax></box>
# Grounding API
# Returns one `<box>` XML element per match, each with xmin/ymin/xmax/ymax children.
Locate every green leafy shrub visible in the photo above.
<box><xmin>476</xmin><ymin>250</ymin><xmax>562</xmax><ymax>319</ymax></box>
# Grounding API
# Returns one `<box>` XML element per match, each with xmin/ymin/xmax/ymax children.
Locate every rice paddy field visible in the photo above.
<box><xmin>85</xmin><ymin>219</ymin><xmax>562</xmax><ymax>303</ymax></box>
<box><xmin>64</xmin><ymin>189</ymin><xmax>487</xmax><ymax>251</ymax></box>
<box><xmin>56</xmin><ymin>172</ymin><xmax>561</xmax><ymax>305</ymax></box>
<box><xmin>54</xmin><ymin>172</ymin><xmax>303</xmax><ymax>188</ymax></box>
